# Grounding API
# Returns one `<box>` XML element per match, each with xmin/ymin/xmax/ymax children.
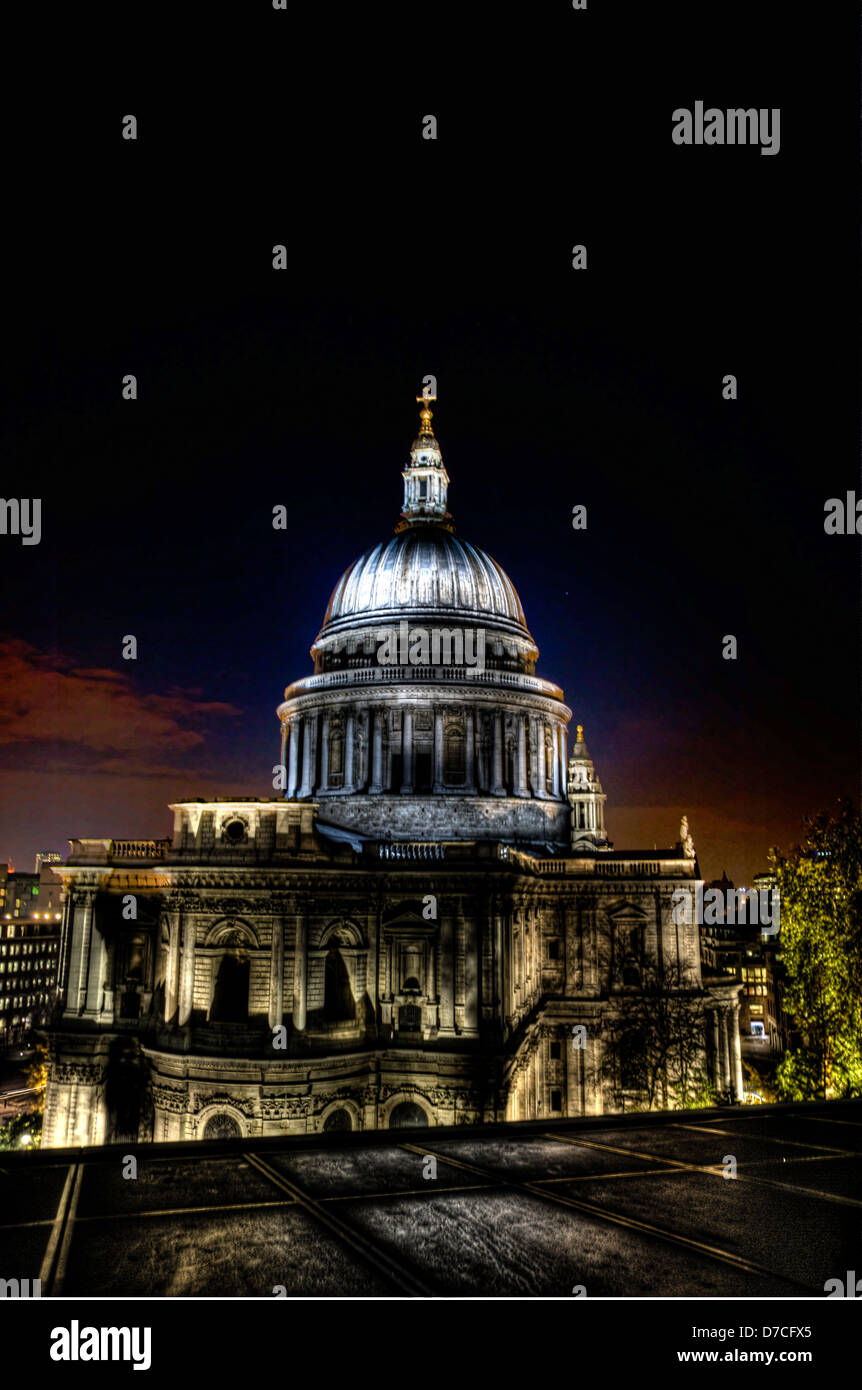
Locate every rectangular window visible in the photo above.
<box><xmin>550</xmin><ymin>1041</ymin><xmax>561</xmax><ymax>1059</ymax></box>
<box><xmin>548</xmin><ymin>940</ymin><xmax>560</xmax><ymax>960</ymax></box>
<box><xmin>550</xmin><ymin>1090</ymin><xmax>562</xmax><ymax>1112</ymax></box>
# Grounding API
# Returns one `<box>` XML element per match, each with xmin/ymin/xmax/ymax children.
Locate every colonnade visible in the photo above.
<box><xmin>282</xmin><ymin>703</ymin><xmax>568</xmax><ymax>800</ymax></box>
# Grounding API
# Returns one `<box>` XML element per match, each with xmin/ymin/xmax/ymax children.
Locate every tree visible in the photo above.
<box><xmin>770</xmin><ymin>801</ymin><xmax>862</xmax><ymax>1101</ymax></box>
<box><xmin>27</xmin><ymin>1043</ymin><xmax>47</xmax><ymax>1115</ymax></box>
<box><xmin>612</xmin><ymin>962</ymin><xmax>717</xmax><ymax>1112</ymax></box>
<box><xmin>0</xmin><ymin>1109</ymin><xmax>42</xmax><ymax>1151</ymax></box>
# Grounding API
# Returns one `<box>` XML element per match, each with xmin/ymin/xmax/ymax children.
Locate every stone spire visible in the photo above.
<box><xmin>567</xmin><ymin>723</ymin><xmax>610</xmax><ymax>850</ymax></box>
<box><xmin>399</xmin><ymin>393</ymin><xmax>452</xmax><ymax>529</ymax></box>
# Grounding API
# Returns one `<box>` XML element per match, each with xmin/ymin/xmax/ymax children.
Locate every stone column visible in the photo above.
<box><xmin>464</xmin><ymin>914</ymin><xmax>479</xmax><ymax>1034</ymax></box>
<box><xmin>293</xmin><ymin>908</ymin><xmax>307</xmax><ymax>1031</ymax></box>
<box><xmin>400</xmin><ymin>705</ymin><xmax>414</xmax><ymax>793</ymax></box>
<box><xmin>298</xmin><ymin>716</ymin><xmax>313</xmax><ymax>797</ymax></box>
<box><xmin>438</xmin><ymin>912</ymin><xmax>455</xmax><ymax>1036</ymax></box>
<box><xmin>84</xmin><ymin>918</ymin><xmax>109</xmax><ymax>1018</ymax></box>
<box><xmin>560</xmin><ymin>727</ymin><xmax>568</xmax><ymax>795</ymax></box>
<box><xmin>493</xmin><ymin>912</ymin><xmax>503</xmax><ymax>1027</ymax></box>
<box><xmin>286</xmin><ymin>718</ymin><xmax>300</xmax><ymax>798</ymax></box>
<box><xmin>502</xmin><ymin>911</ymin><xmax>513</xmax><ymax>1021</ymax></box>
<box><xmin>268</xmin><ymin>913</ymin><xmax>284</xmax><ymax>1030</ymax></box>
<box><xmin>711</xmin><ymin>1010</ymin><xmax>721</xmax><ymax>1089</ymax></box>
<box><xmin>491</xmin><ymin>712</ymin><xmax>505</xmax><ymax>795</ymax></box>
<box><xmin>528</xmin><ymin>718</ymin><xmax>539</xmax><ymax>794</ymax></box>
<box><xmin>57</xmin><ymin>887</ymin><xmax>75</xmax><ymax>1002</ymax></box>
<box><xmin>719</xmin><ymin>1009</ymin><xmax>731</xmax><ymax>1093</ymax></box>
<box><xmin>319</xmin><ymin>714</ymin><xmax>330</xmax><ymax>792</ymax></box>
<box><xmin>476</xmin><ymin>717</ymin><xmax>488</xmax><ymax>792</ymax></box>
<box><xmin>587</xmin><ymin>1033</ymin><xmax>605</xmax><ymax>1116</ymax></box>
<box><xmin>433</xmin><ymin>708</ymin><xmax>445</xmax><ymax>792</ymax></box>
<box><xmin>70</xmin><ymin>890</ymin><xmax>95</xmax><ymax>1015</ymax></box>
<box><xmin>527</xmin><ymin>1046</ymin><xmax>537</xmax><ymax>1118</ymax></box>
<box><xmin>425</xmin><ymin>936</ymin><xmax>436</xmax><ymax>1003</ymax></box>
<box><xmin>370</xmin><ymin>709</ymin><xmax>384</xmax><ymax>793</ymax></box>
<box><xmin>464</xmin><ymin>707</ymin><xmax>476</xmax><ymax>791</ymax></box>
<box><xmin>566</xmin><ymin>1029</ymin><xmax>584</xmax><ymax>1117</ymax></box>
<box><xmin>164</xmin><ymin>909</ymin><xmax>181</xmax><ymax>1023</ymax></box>
<box><xmin>730</xmin><ymin>1003</ymin><xmax>744</xmax><ymax>1101</ymax></box>
<box><xmin>344</xmin><ymin>711</ymin><xmax>356</xmax><ymax>790</ymax></box>
<box><xmin>279</xmin><ymin>719</ymin><xmax>288</xmax><ymax>793</ymax></box>
<box><xmin>307</xmin><ymin>712</ymin><xmax>319</xmax><ymax>795</ymax></box>
<box><xmin>551</xmin><ymin>723</ymin><xmax>561</xmax><ymax>798</ymax></box>
<box><xmin>537</xmin><ymin>719</ymin><xmax>547</xmax><ymax>797</ymax></box>
<box><xmin>178</xmin><ymin>912</ymin><xmax>196</xmax><ymax>1026</ymax></box>
<box><xmin>516</xmin><ymin>718</ymin><xmax>529</xmax><ymax>797</ymax></box>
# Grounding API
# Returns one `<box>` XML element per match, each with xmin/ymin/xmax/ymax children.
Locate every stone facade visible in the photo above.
<box><xmin>41</xmin><ymin>808</ymin><xmax>742</xmax><ymax>1146</ymax></box>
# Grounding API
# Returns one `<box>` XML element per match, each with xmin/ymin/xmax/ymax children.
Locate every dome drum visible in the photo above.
<box><xmin>277</xmin><ymin>685</ymin><xmax>573</xmax><ymax>844</ymax></box>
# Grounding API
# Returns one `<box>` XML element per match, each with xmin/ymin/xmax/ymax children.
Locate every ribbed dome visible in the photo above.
<box><xmin>316</xmin><ymin>526</ymin><xmax>534</xmax><ymax>643</ymax></box>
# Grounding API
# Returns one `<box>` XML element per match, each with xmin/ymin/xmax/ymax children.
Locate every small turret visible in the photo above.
<box><xmin>398</xmin><ymin>393</ymin><xmax>453</xmax><ymax>529</ymax></box>
<box><xmin>567</xmin><ymin>724</ymin><xmax>610</xmax><ymax>850</ymax></box>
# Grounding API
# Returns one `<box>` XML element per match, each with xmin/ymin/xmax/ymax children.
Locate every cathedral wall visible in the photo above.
<box><xmin>144</xmin><ymin>1044</ymin><xmax>492</xmax><ymax>1139</ymax></box>
<box><xmin>317</xmin><ymin>794</ymin><xmax>568</xmax><ymax>844</ymax></box>
<box><xmin>43</xmin><ymin>836</ymin><xmax>709</xmax><ymax>1145</ymax></box>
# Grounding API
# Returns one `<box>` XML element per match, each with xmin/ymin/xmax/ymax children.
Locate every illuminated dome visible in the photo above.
<box><xmin>278</xmin><ymin>395</ymin><xmax>573</xmax><ymax>849</ymax></box>
<box><xmin>317</xmin><ymin>528</ymin><xmax>532</xmax><ymax>643</ymax></box>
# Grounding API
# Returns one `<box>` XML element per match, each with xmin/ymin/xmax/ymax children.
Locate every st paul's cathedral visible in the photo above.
<box><xmin>42</xmin><ymin>399</ymin><xmax>744</xmax><ymax>1146</ymax></box>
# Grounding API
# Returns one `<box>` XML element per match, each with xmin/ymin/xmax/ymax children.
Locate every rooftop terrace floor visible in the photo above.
<box><xmin>3</xmin><ymin>1100</ymin><xmax>860</xmax><ymax>1298</ymax></box>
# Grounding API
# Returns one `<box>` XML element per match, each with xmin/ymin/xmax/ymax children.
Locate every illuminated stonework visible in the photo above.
<box><xmin>41</xmin><ymin>402</ymin><xmax>742</xmax><ymax>1148</ymax></box>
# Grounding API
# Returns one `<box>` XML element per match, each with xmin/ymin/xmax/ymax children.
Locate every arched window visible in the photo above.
<box><xmin>202</xmin><ymin>1112</ymin><xmax>242</xmax><ymax>1140</ymax></box>
<box><xmin>323</xmin><ymin>1107</ymin><xmax>353</xmax><ymax>1132</ymax></box>
<box><xmin>329</xmin><ymin>728</ymin><xmax>344</xmax><ymax>784</ymax></box>
<box><xmin>444</xmin><ymin>726</ymin><xmax>465</xmax><ymax>784</ymax></box>
<box><xmin>389</xmin><ymin>1100</ymin><xmax>428</xmax><ymax>1129</ymax></box>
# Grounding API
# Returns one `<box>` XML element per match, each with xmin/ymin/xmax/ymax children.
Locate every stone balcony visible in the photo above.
<box><xmin>284</xmin><ymin>664</ymin><xmax>564</xmax><ymax>702</ymax></box>
<box><xmin>65</xmin><ymin>838</ymin><xmax>172</xmax><ymax>866</ymax></box>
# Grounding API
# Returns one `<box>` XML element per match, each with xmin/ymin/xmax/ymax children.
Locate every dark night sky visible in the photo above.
<box><xmin>0</xmin><ymin>3</ymin><xmax>858</xmax><ymax>884</ymax></box>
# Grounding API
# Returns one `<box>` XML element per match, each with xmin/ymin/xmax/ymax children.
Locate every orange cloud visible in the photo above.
<box><xmin>0</xmin><ymin>637</ymin><xmax>241</xmax><ymax>764</ymax></box>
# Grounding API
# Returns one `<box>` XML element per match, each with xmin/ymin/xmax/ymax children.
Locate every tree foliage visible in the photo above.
<box><xmin>770</xmin><ymin>801</ymin><xmax>862</xmax><ymax>1100</ymax></box>
<box><xmin>0</xmin><ymin>1109</ymin><xmax>42</xmax><ymax>1151</ymax></box>
<box><xmin>613</xmin><ymin>962</ymin><xmax>717</xmax><ymax>1111</ymax></box>
<box><xmin>27</xmin><ymin>1044</ymin><xmax>47</xmax><ymax>1115</ymax></box>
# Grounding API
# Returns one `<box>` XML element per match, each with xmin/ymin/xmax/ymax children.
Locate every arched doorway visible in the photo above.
<box><xmin>323</xmin><ymin>1107</ymin><xmax>353</xmax><ymax>1132</ymax></box>
<box><xmin>202</xmin><ymin>1112</ymin><xmax>242</xmax><ymax>1140</ymax></box>
<box><xmin>398</xmin><ymin>1003</ymin><xmax>422</xmax><ymax>1033</ymax></box>
<box><xmin>116</xmin><ymin>929</ymin><xmax>152</xmax><ymax>1020</ymax></box>
<box><xmin>105</xmin><ymin>1037</ymin><xmax>147</xmax><ymax>1143</ymax></box>
<box><xmin>389</xmin><ymin>1100</ymin><xmax>428</xmax><ymax>1129</ymax></box>
<box><xmin>324</xmin><ymin>945</ymin><xmax>355</xmax><ymax>1021</ymax></box>
<box><xmin>211</xmin><ymin>954</ymin><xmax>250</xmax><ymax>1023</ymax></box>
